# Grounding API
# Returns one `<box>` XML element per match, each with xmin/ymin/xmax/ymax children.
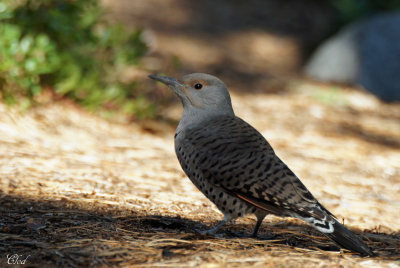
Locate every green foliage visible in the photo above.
<box><xmin>0</xmin><ymin>0</ymin><xmax>153</xmax><ymax>119</ymax></box>
<box><xmin>332</xmin><ymin>0</ymin><xmax>400</xmax><ymax>23</ymax></box>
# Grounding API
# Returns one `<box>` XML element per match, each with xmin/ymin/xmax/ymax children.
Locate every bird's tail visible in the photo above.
<box><xmin>323</xmin><ymin>219</ymin><xmax>374</xmax><ymax>256</ymax></box>
<box><xmin>296</xmin><ymin>204</ymin><xmax>374</xmax><ymax>256</ymax></box>
<box><xmin>303</xmin><ymin>213</ymin><xmax>374</xmax><ymax>256</ymax></box>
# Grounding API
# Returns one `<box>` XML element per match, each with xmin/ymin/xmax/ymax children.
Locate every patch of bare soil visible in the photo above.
<box><xmin>0</xmin><ymin>79</ymin><xmax>399</xmax><ymax>267</ymax></box>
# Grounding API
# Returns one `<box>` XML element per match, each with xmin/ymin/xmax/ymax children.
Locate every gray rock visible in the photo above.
<box><xmin>305</xmin><ymin>12</ymin><xmax>400</xmax><ymax>102</ymax></box>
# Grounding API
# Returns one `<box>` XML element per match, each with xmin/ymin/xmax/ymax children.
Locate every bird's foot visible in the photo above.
<box><xmin>194</xmin><ymin>228</ymin><xmax>225</xmax><ymax>238</ymax></box>
<box><xmin>195</xmin><ymin>228</ymin><xmax>217</xmax><ymax>235</ymax></box>
<box><xmin>195</xmin><ymin>216</ymin><xmax>231</xmax><ymax>237</ymax></box>
<box><xmin>254</xmin><ymin>234</ymin><xmax>277</xmax><ymax>240</ymax></box>
<box><xmin>225</xmin><ymin>230</ymin><xmax>277</xmax><ymax>240</ymax></box>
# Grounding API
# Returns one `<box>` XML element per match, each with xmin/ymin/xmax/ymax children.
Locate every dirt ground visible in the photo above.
<box><xmin>1</xmin><ymin>0</ymin><xmax>400</xmax><ymax>267</ymax></box>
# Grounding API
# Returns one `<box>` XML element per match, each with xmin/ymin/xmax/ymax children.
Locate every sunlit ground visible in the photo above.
<box><xmin>1</xmin><ymin>0</ymin><xmax>399</xmax><ymax>266</ymax></box>
<box><xmin>0</xmin><ymin>79</ymin><xmax>399</xmax><ymax>267</ymax></box>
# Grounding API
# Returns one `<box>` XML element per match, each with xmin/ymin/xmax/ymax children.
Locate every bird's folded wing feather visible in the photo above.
<box><xmin>180</xmin><ymin>116</ymin><xmax>334</xmax><ymax>219</ymax></box>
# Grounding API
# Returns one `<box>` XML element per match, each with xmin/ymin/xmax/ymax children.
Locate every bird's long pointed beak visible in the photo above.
<box><xmin>149</xmin><ymin>74</ymin><xmax>190</xmax><ymax>105</ymax></box>
<box><xmin>149</xmin><ymin>74</ymin><xmax>182</xmax><ymax>88</ymax></box>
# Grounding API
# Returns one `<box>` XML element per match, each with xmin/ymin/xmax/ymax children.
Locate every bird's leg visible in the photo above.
<box><xmin>251</xmin><ymin>213</ymin><xmax>266</xmax><ymax>238</ymax></box>
<box><xmin>197</xmin><ymin>214</ymin><xmax>232</xmax><ymax>235</ymax></box>
<box><xmin>249</xmin><ymin>212</ymin><xmax>276</xmax><ymax>240</ymax></box>
<box><xmin>231</xmin><ymin>212</ymin><xmax>267</xmax><ymax>238</ymax></box>
<box><xmin>230</xmin><ymin>212</ymin><xmax>275</xmax><ymax>239</ymax></box>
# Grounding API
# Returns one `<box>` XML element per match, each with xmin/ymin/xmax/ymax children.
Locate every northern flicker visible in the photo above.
<box><xmin>149</xmin><ymin>73</ymin><xmax>374</xmax><ymax>256</ymax></box>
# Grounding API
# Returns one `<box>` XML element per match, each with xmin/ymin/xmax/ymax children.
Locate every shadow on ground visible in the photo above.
<box><xmin>1</xmin><ymin>191</ymin><xmax>399</xmax><ymax>267</ymax></box>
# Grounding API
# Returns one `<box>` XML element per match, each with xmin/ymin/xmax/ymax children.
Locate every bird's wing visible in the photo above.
<box><xmin>180</xmin><ymin>115</ymin><xmax>334</xmax><ymax>220</ymax></box>
<box><xmin>178</xmin><ymin>116</ymin><xmax>374</xmax><ymax>256</ymax></box>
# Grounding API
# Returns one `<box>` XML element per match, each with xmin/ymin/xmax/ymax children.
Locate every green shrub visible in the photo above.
<box><xmin>332</xmin><ymin>0</ymin><xmax>400</xmax><ymax>24</ymax></box>
<box><xmin>0</xmin><ymin>0</ymin><xmax>153</xmax><ymax>119</ymax></box>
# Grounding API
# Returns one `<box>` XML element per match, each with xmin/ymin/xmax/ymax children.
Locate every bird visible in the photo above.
<box><xmin>149</xmin><ymin>73</ymin><xmax>374</xmax><ymax>256</ymax></box>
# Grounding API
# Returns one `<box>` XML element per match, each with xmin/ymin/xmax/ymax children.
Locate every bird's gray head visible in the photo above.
<box><xmin>149</xmin><ymin>73</ymin><xmax>234</xmax><ymax>129</ymax></box>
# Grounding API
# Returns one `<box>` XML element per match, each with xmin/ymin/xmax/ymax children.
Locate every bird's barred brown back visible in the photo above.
<box><xmin>175</xmin><ymin>115</ymin><xmax>332</xmax><ymax>221</ymax></box>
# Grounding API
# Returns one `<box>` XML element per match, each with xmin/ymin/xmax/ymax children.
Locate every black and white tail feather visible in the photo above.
<box><xmin>298</xmin><ymin>212</ymin><xmax>374</xmax><ymax>256</ymax></box>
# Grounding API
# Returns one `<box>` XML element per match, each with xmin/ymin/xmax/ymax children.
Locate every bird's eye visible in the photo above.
<box><xmin>194</xmin><ymin>83</ymin><xmax>203</xmax><ymax>90</ymax></box>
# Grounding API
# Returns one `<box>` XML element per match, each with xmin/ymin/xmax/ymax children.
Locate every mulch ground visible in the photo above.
<box><xmin>0</xmin><ymin>78</ymin><xmax>399</xmax><ymax>267</ymax></box>
<box><xmin>1</xmin><ymin>2</ymin><xmax>400</xmax><ymax>266</ymax></box>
